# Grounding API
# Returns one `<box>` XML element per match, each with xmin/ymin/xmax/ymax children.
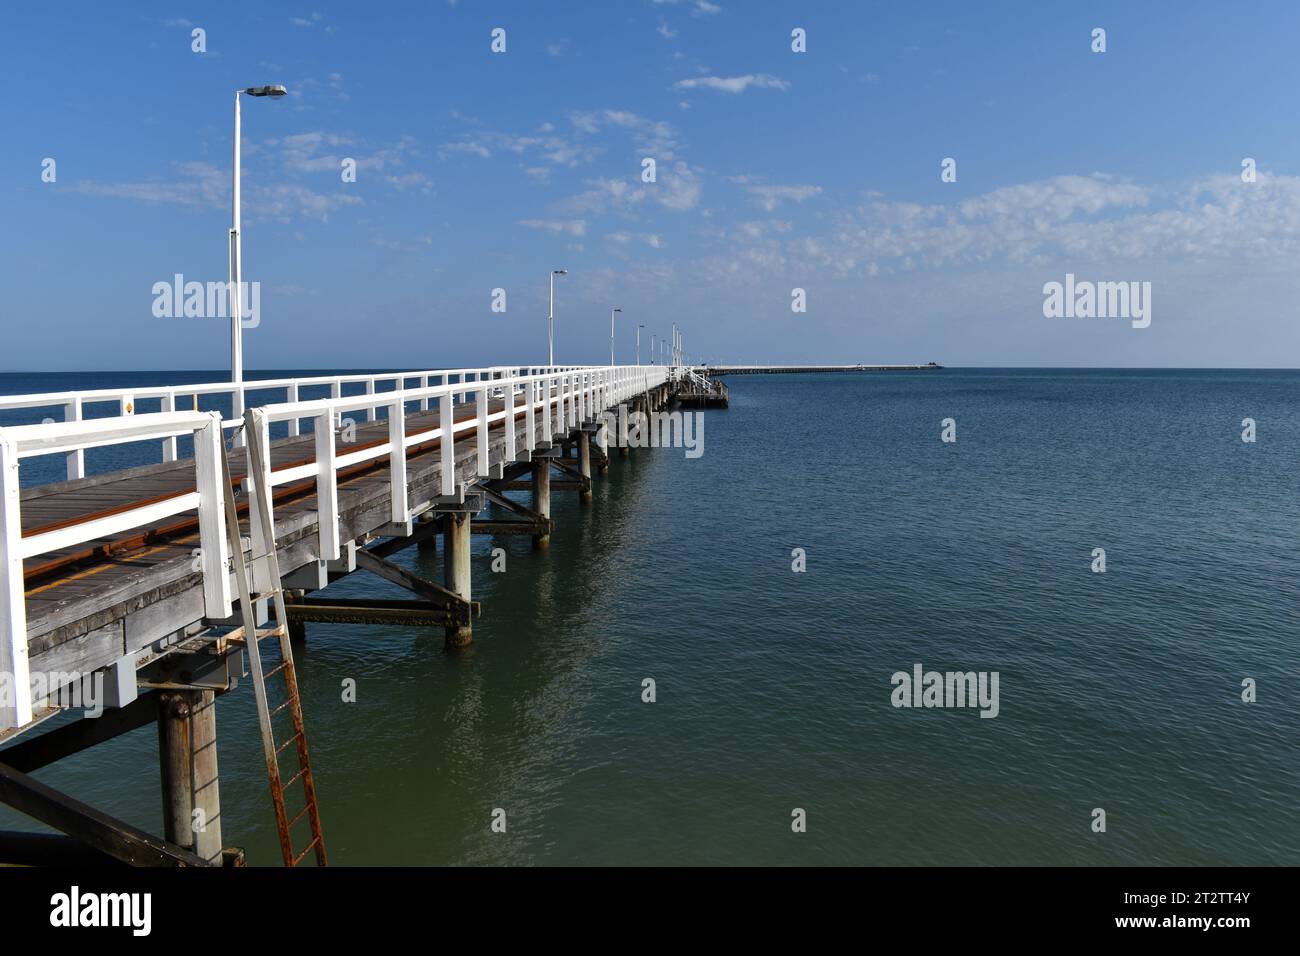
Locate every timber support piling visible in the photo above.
<box><xmin>532</xmin><ymin>457</ymin><xmax>551</xmax><ymax>550</ymax></box>
<box><xmin>578</xmin><ymin>433</ymin><xmax>593</xmax><ymax>503</ymax></box>
<box><xmin>442</xmin><ymin>512</ymin><xmax>473</xmax><ymax>648</ymax></box>
<box><xmin>157</xmin><ymin>689</ymin><xmax>222</xmax><ymax>864</ymax></box>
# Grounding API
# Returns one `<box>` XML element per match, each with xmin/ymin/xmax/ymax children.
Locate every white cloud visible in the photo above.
<box><xmin>605</xmin><ymin>231</ymin><xmax>664</xmax><ymax>248</ymax></box>
<box><xmin>743</xmin><ymin>183</ymin><xmax>823</xmax><ymax>211</ymax></box>
<box><xmin>673</xmin><ymin>74</ymin><xmax>788</xmax><ymax>94</ymax></box>
<box><xmin>713</xmin><ymin>172</ymin><xmax>1300</xmax><ymax>281</ymax></box>
<box><xmin>519</xmin><ymin>218</ymin><xmax>587</xmax><ymax>236</ymax></box>
<box><xmin>652</xmin><ymin>0</ymin><xmax>722</xmax><ymax>15</ymax></box>
<box><xmin>561</xmin><ymin>161</ymin><xmax>702</xmax><ymax>215</ymax></box>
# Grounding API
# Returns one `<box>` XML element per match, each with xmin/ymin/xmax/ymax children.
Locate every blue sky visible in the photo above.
<box><xmin>4</xmin><ymin>0</ymin><xmax>1300</xmax><ymax>370</ymax></box>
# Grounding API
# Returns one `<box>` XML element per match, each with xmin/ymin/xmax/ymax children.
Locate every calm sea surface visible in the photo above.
<box><xmin>1</xmin><ymin>368</ymin><xmax>1297</xmax><ymax>865</ymax></box>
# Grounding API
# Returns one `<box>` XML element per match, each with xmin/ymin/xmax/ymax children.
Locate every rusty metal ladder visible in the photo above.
<box><xmin>219</xmin><ymin>418</ymin><xmax>327</xmax><ymax>867</ymax></box>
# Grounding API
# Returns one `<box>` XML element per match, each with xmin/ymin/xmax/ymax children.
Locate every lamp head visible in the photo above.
<box><xmin>244</xmin><ymin>84</ymin><xmax>288</xmax><ymax>97</ymax></box>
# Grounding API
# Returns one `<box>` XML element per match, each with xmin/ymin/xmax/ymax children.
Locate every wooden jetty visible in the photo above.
<box><xmin>0</xmin><ymin>364</ymin><xmax>689</xmax><ymax>866</ymax></box>
<box><xmin>676</xmin><ymin>368</ymin><xmax>729</xmax><ymax>408</ymax></box>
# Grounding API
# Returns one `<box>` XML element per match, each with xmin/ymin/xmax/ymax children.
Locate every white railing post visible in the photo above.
<box><xmin>64</xmin><ymin>397</ymin><xmax>84</xmax><ymax>481</ymax></box>
<box><xmin>555</xmin><ymin>374</ymin><xmax>564</xmax><ymax>435</ymax></box>
<box><xmin>504</xmin><ymin>374</ymin><xmax>516</xmax><ymax>463</ymax></box>
<box><xmin>525</xmin><ymin>378</ymin><xmax>536</xmax><ymax>453</ymax></box>
<box><xmin>162</xmin><ymin>391</ymin><xmax>178</xmax><ymax>462</ymax></box>
<box><xmin>542</xmin><ymin>374</ymin><xmax>553</xmax><ymax>444</ymax></box>
<box><xmin>0</xmin><ymin>433</ymin><xmax>32</xmax><ymax>730</ymax></box>
<box><xmin>476</xmin><ymin>385</ymin><xmax>489</xmax><ymax>477</ymax></box>
<box><xmin>420</xmin><ymin>375</ymin><xmax>430</xmax><ymax>412</ymax></box>
<box><xmin>245</xmin><ymin>408</ymin><xmax>275</xmax><ymax>596</ymax></box>
<box><xmin>439</xmin><ymin>391</ymin><xmax>455</xmax><ymax>497</ymax></box>
<box><xmin>287</xmin><ymin>382</ymin><xmax>300</xmax><ymax>436</ymax></box>
<box><xmin>364</xmin><ymin>378</ymin><xmax>375</xmax><ymax>422</ymax></box>
<box><xmin>389</xmin><ymin>395</ymin><xmax>408</xmax><ymax>525</ymax></box>
<box><xmin>231</xmin><ymin>387</ymin><xmax>245</xmax><ymax>447</ymax></box>
<box><xmin>193</xmin><ymin>412</ymin><xmax>233</xmax><ymax>620</ymax></box>
<box><xmin>315</xmin><ymin>409</ymin><xmax>340</xmax><ymax>561</ymax></box>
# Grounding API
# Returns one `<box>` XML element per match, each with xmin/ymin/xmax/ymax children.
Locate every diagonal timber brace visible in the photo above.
<box><xmin>475</xmin><ymin>485</ymin><xmax>553</xmax><ymax>536</ymax></box>
<box><xmin>0</xmin><ymin>760</ymin><xmax>209</xmax><ymax>867</ymax></box>
<box><xmin>549</xmin><ymin>458</ymin><xmax>591</xmax><ymax>491</ymax></box>
<box><xmin>353</xmin><ymin>547</ymin><xmax>479</xmax><ymax>622</ymax></box>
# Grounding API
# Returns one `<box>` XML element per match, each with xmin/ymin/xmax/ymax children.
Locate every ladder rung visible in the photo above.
<box><xmin>284</xmin><ymin>766</ymin><xmax>308</xmax><ymax>790</ymax></box>
<box><xmin>276</xmin><ymin>732</ymin><xmax>303</xmax><ymax>756</ymax></box>
<box><xmin>291</xmin><ymin>836</ymin><xmax>321</xmax><ymax>868</ymax></box>
<box><xmin>287</xmin><ymin>803</ymin><xmax>311</xmax><ymax>830</ymax></box>
<box><xmin>269</xmin><ymin>699</ymin><xmax>292</xmax><ymax>719</ymax></box>
<box><xmin>225</xmin><ymin>625</ymin><xmax>285</xmax><ymax>648</ymax></box>
<box><xmin>264</xmin><ymin>661</ymin><xmax>290</xmax><ymax>680</ymax></box>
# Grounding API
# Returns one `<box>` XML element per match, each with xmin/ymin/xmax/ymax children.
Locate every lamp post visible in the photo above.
<box><xmin>548</xmin><ymin>269</ymin><xmax>567</xmax><ymax>366</ymax></box>
<box><xmin>609</xmin><ymin>308</ymin><xmax>621</xmax><ymax>366</ymax></box>
<box><xmin>637</xmin><ymin>324</ymin><xmax>644</xmax><ymax>365</ymax></box>
<box><xmin>650</xmin><ymin>333</ymin><xmax>656</xmax><ymax>364</ymax></box>
<box><xmin>230</xmin><ymin>84</ymin><xmax>286</xmax><ymax>386</ymax></box>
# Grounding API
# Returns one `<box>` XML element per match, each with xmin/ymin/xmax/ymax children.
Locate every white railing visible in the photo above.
<box><xmin>247</xmin><ymin>365</ymin><xmax>674</xmax><ymax>564</ymax></box>
<box><xmin>685</xmin><ymin>368</ymin><xmax>716</xmax><ymax>392</ymax></box>
<box><xmin>0</xmin><ymin>365</ymin><xmax>587</xmax><ymax>481</ymax></box>
<box><xmin>0</xmin><ymin>411</ymin><xmax>234</xmax><ymax>730</ymax></box>
<box><xmin>0</xmin><ymin>364</ymin><xmax>679</xmax><ymax>731</ymax></box>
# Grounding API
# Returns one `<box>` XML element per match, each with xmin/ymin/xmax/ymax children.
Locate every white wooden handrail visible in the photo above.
<box><xmin>0</xmin><ymin>364</ymin><xmax>593</xmax><ymax>480</ymax></box>
<box><xmin>0</xmin><ymin>410</ymin><xmax>233</xmax><ymax>730</ymax></box>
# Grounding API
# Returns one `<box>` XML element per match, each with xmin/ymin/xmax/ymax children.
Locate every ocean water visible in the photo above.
<box><xmin>1</xmin><ymin>368</ymin><xmax>1297</xmax><ymax>865</ymax></box>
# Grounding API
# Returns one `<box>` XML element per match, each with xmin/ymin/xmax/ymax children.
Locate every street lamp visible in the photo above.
<box><xmin>609</xmin><ymin>308</ymin><xmax>621</xmax><ymax>366</ymax></box>
<box><xmin>650</xmin><ymin>333</ymin><xmax>656</xmax><ymax>364</ymax></box>
<box><xmin>637</xmin><ymin>324</ymin><xmax>644</xmax><ymax>365</ymax></box>
<box><xmin>548</xmin><ymin>269</ymin><xmax>567</xmax><ymax>366</ymax></box>
<box><xmin>230</xmin><ymin>84</ymin><xmax>287</xmax><ymax>387</ymax></box>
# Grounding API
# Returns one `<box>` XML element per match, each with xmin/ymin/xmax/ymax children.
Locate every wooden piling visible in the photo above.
<box><xmin>156</xmin><ymin>693</ymin><xmax>191</xmax><ymax>851</ymax></box>
<box><xmin>189</xmin><ymin>691</ymin><xmax>222</xmax><ymax>863</ymax></box>
<box><xmin>578</xmin><ymin>433</ymin><xmax>593</xmax><ymax>503</ymax></box>
<box><xmin>156</xmin><ymin>689</ymin><xmax>222</xmax><ymax>864</ymax></box>
<box><xmin>531</xmin><ymin>458</ymin><xmax>551</xmax><ymax>550</ymax></box>
<box><xmin>597</xmin><ymin>422</ymin><xmax>611</xmax><ymax>474</ymax></box>
<box><xmin>442</xmin><ymin>512</ymin><xmax>472</xmax><ymax>648</ymax></box>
